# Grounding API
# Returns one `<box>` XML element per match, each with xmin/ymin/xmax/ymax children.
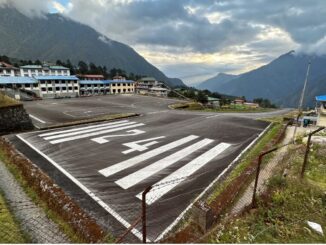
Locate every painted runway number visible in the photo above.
<box><xmin>99</xmin><ymin>134</ymin><xmax>231</xmax><ymax>205</ymax></box>
<box><xmin>38</xmin><ymin>121</ymin><xmax>232</xmax><ymax>205</ymax></box>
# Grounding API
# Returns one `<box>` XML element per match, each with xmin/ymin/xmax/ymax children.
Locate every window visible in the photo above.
<box><xmin>118</xmin><ymin>89</ymin><xmax>121</xmax><ymax>93</ymax></box>
<box><xmin>25</xmin><ymin>84</ymin><xmax>30</xmax><ymax>88</ymax></box>
<box><xmin>123</xmin><ymin>89</ymin><xmax>126</xmax><ymax>92</ymax></box>
<box><xmin>62</xmin><ymin>87</ymin><xmax>66</xmax><ymax>91</ymax></box>
<box><xmin>112</xmin><ymin>83</ymin><xmax>116</xmax><ymax>86</ymax></box>
<box><xmin>68</xmin><ymin>87</ymin><xmax>73</xmax><ymax>91</ymax></box>
<box><xmin>123</xmin><ymin>83</ymin><xmax>126</xmax><ymax>86</ymax></box>
<box><xmin>55</xmin><ymin>81</ymin><xmax>59</xmax><ymax>84</ymax></box>
<box><xmin>112</xmin><ymin>89</ymin><xmax>116</xmax><ymax>93</ymax></box>
<box><xmin>74</xmin><ymin>86</ymin><xmax>78</xmax><ymax>90</ymax></box>
<box><xmin>88</xmin><ymin>84</ymin><xmax>91</xmax><ymax>87</ymax></box>
<box><xmin>48</xmin><ymin>87</ymin><xmax>52</xmax><ymax>91</ymax></box>
<box><xmin>41</xmin><ymin>81</ymin><xmax>46</xmax><ymax>84</ymax></box>
<box><xmin>56</xmin><ymin>87</ymin><xmax>60</xmax><ymax>91</ymax></box>
<box><xmin>41</xmin><ymin>88</ymin><xmax>46</xmax><ymax>92</ymax></box>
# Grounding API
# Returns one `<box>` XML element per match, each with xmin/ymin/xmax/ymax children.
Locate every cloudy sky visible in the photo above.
<box><xmin>1</xmin><ymin>0</ymin><xmax>326</xmax><ymax>85</ymax></box>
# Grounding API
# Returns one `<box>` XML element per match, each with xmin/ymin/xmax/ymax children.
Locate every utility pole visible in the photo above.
<box><xmin>292</xmin><ymin>61</ymin><xmax>311</xmax><ymax>143</ymax></box>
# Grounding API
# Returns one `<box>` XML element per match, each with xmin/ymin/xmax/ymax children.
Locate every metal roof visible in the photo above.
<box><xmin>138</xmin><ymin>77</ymin><xmax>156</xmax><ymax>82</ymax></box>
<box><xmin>49</xmin><ymin>66</ymin><xmax>69</xmax><ymax>70</ymax></box>
<box><xmin>316</xmin><ymin>95</ymin><xmax>326</xmax><ymax>102</ymax></box>
<box><xmin>79</xmin><ymin>80</ymin><xmax>111</xmax><ymax>85</ymax></box>
<box><xmin>0</xmin><ymin>76</ymin><xmax>38</xmax><ymax>84</ymax></box>
<box><xmin>20</xmin><ymin>65</ymin><xmax>42</xmax><ymax>69</ymax></box>
<box><xmin>80</xmin><ymin>80</ymin><xmax>134</xmax><ymax>85</ymax></box>
<box><xmin>34</xmin><ymin>75</ymin><xmax>79</xmax><ymax>80</ymax></box>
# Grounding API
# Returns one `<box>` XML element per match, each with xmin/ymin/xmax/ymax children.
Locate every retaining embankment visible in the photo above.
<box><xmin>0</xmin><ymin>104</ymin><xmax>33</xmax><ymax>134</ymax></box>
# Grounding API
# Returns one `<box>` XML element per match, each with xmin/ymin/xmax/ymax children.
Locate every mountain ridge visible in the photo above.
<box><xmin>197</xmin><ymin>51</ymin><xmax>326</xmax><ymax>107</ymax></box>
<box><xmin>0</xmin><ymin>7</ymin><xmax>185</xmax><ymax>87</ymax></box>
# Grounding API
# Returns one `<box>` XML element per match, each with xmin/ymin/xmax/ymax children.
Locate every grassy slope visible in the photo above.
<box><xmin>0</xmin><ymin>191</ymin><xmax>27</xmax><ymax>243</ymax></box>
<box><xmin>0</xmin><ymin>147</ymin><xmax>84</xmax><ymax>243</ymax></box>
<box><xmin>206</xmin><ymin>143</ymin><xmax>326</xmax><ymax>243</ymax></box>
<box><xmin>0</xmin><ymin>93</ymin><xmax>20</xmax><ymax>108</ymax></box>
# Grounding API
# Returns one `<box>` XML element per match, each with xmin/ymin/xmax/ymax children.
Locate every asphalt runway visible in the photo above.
<box><xmin>10</xmin><ymin>95</ymin><xmax>290</xmax><ymax>241</ymax></box>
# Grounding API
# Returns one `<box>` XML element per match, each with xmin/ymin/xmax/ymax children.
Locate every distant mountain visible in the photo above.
<box><xmin>196</xmin><ymin>73</ymin><xmax>239</xmax><ymax>91</ymax></box>
<box><xmin>197</xmin><ymin>51</ymin><xmax>326</xmax><ymax>107</ymax></box>
<box><xmin>0</xmin><ymin>7</ymin><xmax>184</xmax><ymax>87</ymax></box>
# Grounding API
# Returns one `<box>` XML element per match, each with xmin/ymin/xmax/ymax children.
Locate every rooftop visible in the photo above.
<box><xmin>34</xmin><ymin>75</ymin><xmax>79</xmax><ymax>80</ymax></box>
<box><xmin>20</xmin><ymin>65</ymin><xmax>69</xmax><ymax>70</ymax></box>
<box><xmin>77</xmin><ymin>74</ymin><xmax>105</xmax><ymax>78</ymax></box>
<box><xmin>316</xmin><ymin>95</ymin><xmax>326</xmax><ymax>102</ymax></box>
<box><xmin>138</xmin><ymin>77</ymin><xmax>156</xmax><ymax>82</ymax></box>
<box><xmin>0</xmin><ymin>62</ymin><xmax>18</xmax><ymax>69</ymax></box>
<box><xmin>80</xmin><ymin>80</ymin><xmax>135</xmax><ymax>85</ymax></box>
<box><xmin>0</xmin><ymin>76</ymin><xmax>38</xmax><ymax>84</ymax></box>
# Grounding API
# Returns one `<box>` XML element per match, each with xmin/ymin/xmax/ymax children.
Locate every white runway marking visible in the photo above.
<box><xmin>29</xmin><ymin>114</ymin><xmax>46</xmax><ymax>124</ymax></box>
<box><xmin>137</xmin><ymin>142</ymin><xmax>231</xmax><ymax>205</ymax></box>
<box><xmin>116</xmin><ymin>138</ymin><xmax>214</xmax><ymax>189</ymax></box>
<box><xmin>99</xmin><ymin>135</ymin><xmax>199</xmax><ymax>177</ymax></box>
<box><xmin>16</xmin><ymin>134</ymin><xmax>146</xmax><ymax>242</ymax></box>
<box><xmin>122</xmin><ymin>136</ymin><xmax>166</xmax><ymax>154</ymax></box>
<box><xmin>49</xmin><ymin>123</ymin><xmax>145</xmax><ymax>144</ymax></box>
<box><xmin>43</xmin><ymin>121</ymin><xmax>136</xmax><ymax>140</ymax></box>
<box><xmin>91</xmin><ymin>129</ymin><xmax>146</xmax><ymax>144</ymax></box>
<box><xmin>39</xmin><ymin>120</ymin><xmax>130</xmax><ymax>137</ymax></box>
<box><xmin>206</xmin><ymin>114</ymin><xmax>221</xmax><ymax>119</ymax></box>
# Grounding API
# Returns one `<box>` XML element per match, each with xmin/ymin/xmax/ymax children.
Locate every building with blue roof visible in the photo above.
<box><xmin>316</xmin><ymin>95</ymin><xmax>326</xmax><ymax>127</ymax></box>
<box><xmin>79</xmin><ymin>79</ymin><xmax>135</xmax><ymax>96</ymax></box>
<box><xmin>34</xmin><ymin>75</ymin><xmax>79</xmax><ymax>98</ymax></box>
<box><xmin>0</xmin><ymin>72</ymin><xmax>136</xmax><ymax>99</ymax></box>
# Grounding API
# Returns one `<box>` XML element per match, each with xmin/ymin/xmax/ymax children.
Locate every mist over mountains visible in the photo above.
<box><xmin>0</xmin><ymin>7</ymin><xmax>184</xmax><ymax>87</ymax></box>
<box><xmin>197</xmin><ymin>51</ymin><xmax>326</xmax><ymax>108</ymax></box>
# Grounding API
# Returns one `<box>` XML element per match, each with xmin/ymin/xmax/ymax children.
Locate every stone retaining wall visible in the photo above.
<box><xmin>0</xmin><ymin>104</ymin><xmax>34</xmax><ymax>134</ymax></box>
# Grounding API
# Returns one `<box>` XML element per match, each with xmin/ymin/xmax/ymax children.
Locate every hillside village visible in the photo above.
<box><xmin>0</xmin><ymin>61</ymin><xmax>170</xmax><ymax>99</ymax></box>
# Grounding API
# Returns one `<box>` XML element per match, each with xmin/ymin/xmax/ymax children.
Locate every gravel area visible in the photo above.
<box><xmin>0</xmin><ymin>160</ymin><xmax>70</xmax><ymax>243</ymax></box>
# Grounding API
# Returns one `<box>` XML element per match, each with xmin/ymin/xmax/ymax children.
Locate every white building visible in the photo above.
<box><xmin>20</xmin><ymin>64</ymin><xmax>70</xmax><ymax>77</ymax></box>
<box><xmin>35</xmin><ymin>75</ymin><xmax>79</xmax><ymax>99</ymax></box>
<box><xmin>80</xmin><ymin>80</ymin><xmax>135</xmax><ymax>96</ymax></box>
<box><xmin>0</xmin><ymin>62</ymin><xmax>19</xmax><ymax>77</ymax></box>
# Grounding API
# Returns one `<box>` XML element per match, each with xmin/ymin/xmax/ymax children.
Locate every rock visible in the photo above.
<box><xmin>307</xmin><ymin>221</ymin><xmax>324</xmax><ymax>235</ymax></box>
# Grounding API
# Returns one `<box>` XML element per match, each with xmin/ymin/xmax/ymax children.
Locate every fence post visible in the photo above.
<box><xmin>142</xmin><ymin>186</ymin><xmax>152</xmax><ymax>243</ymax></box>
<box><xmin>252</xmin><ymin>147</ymin><xmax>279</xmax><ymax>208</ymax></box>
<box><xmin>301</xmin><ymin>127</ymin><xmax>325</xmax><ymax>178</ymax></box>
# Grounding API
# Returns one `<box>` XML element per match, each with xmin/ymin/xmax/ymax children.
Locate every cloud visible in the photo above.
<box><xmin>2</xmin><ymin>0</ymin><xmax>326</xmax><ymax>84</ymax></box>
<box><xmin>0</xmin><ymin>0</ymin><xmax>51</xmax><ymax>17</ymax></box>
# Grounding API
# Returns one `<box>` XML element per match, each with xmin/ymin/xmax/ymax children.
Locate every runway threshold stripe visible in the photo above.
<box><xmin>29</xmin><ymin>114</ymin><xmax>46</xmax><ymax>124</ymax></box>
<box><xmin>136</xmin><ymin>142</ymin><xmax>231</xmax><ymax>205</ymax></box>
<box><xmin>116</xmin><ymin>138</ymin><xmax>214</xmax><ymax>189</ymax></box>
<box><xmin>99</xmin><ymin>135</ymin><xmax>199</xmax><ymax>177</ymax></box>
<box><xmin>44</xmin><ymin>122</ymin><xmax>136</xmax><ymax>140</ymax></box>
<box><xmin>16</xmin><ymin>135</ymin><xmax>146</xmax><ymax>242</ymax></box>
<box><xmin>49</xmin><ymin>123</ymin><xmax>145</xmax><ymax>144</ymax></box>
<box><xmin>39</xmin><ymin>120</ymin><xmax>129</xmax><ymax>137</ymax></box>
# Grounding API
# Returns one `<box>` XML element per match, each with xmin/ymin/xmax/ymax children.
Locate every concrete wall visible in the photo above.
<box><xmin>0</xmin><ymin>104</ymin><xmax>34</xmax><ymax>134</ymax></box>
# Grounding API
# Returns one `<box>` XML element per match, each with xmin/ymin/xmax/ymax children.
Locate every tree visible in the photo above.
<box><xmin>196</xmin><ymin>91</ymin><xmax>208</xmax><ymax>104</ymax></box>
<box><xmin>78</xmin><ymin>61</ymin><xmax>88</xmax><ymax>74</ymax></box>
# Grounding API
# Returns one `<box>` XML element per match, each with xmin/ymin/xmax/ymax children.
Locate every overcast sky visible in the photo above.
<box><xmin>1</xmin><ymin>0</ymin><xmax>325</xmax><ymax>85</ymax></box>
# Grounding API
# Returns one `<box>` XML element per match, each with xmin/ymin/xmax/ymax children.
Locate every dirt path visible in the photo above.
<box><xmin>0</xmin><ymin>160</ymin><xmax>70</xmax><ymax>243</ymax></box>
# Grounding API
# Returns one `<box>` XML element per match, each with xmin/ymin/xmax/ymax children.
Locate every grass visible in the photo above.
<box><xmin>0</xmin><ymin>190</ymin><xmax>27</xmax><ymax>243</ymax></box>
<box><xmin>205</xmin><ymin>143</ymin><xmax>326</xmax><ymax>243</ymax></box>
<box><xmin>207</xmin><ymin>123</ymin><xmax>282</xmax><ymax>204</ymax></box>
<box><xmin>169</xmin><ymin>101</ymin><xmax>276</xmax><ymax>113</ymax></box>
<box><xmin>0</xmin><ymin>92</ymin><xmax>20</xmax><ymax>108</ymax></box>
<box><xmin>0</xmin><ymin>146</ymin><xmax>86</xmax><ymax>243</ymax></box>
